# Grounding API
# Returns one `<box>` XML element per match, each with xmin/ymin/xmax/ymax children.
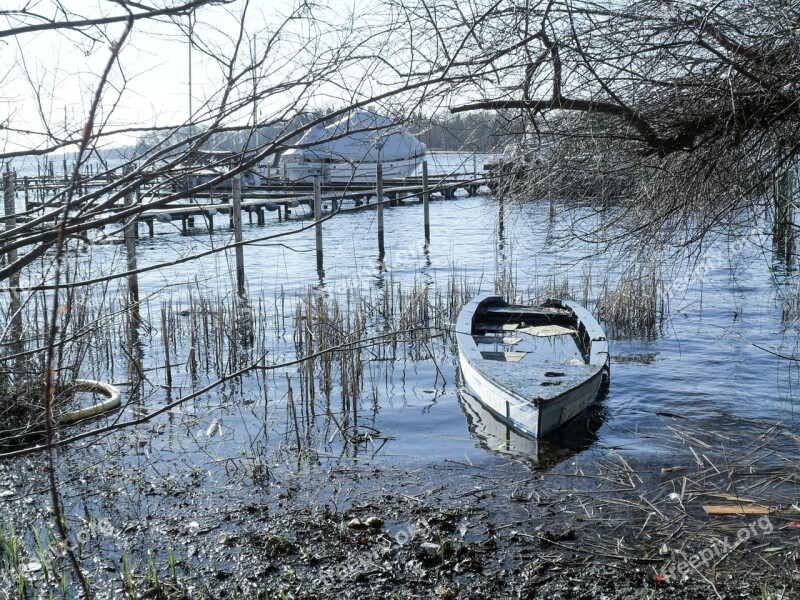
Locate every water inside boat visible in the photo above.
<box><xmin>474</xmin><ymin>323</ymin><xmax>586</xmax><ymax>366</ymax></box>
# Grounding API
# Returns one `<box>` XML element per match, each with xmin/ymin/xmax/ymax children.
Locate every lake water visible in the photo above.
<box><xmin>30</xmin><ymin>185</ymin><xmax>795</xmax><ymax>473</ymax></box>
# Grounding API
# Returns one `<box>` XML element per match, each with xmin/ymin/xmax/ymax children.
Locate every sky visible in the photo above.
<box><xmin>1</xmin><ymin>0</ymin><xmax>491</xmax><ymax>163</ymax></box>
<box><xmin>1</xmin><ymin>1</ymin><xmax>356</xmax><ymax>156</ymax></box>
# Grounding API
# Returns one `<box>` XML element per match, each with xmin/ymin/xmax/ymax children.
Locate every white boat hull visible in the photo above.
<box><xmin>459</xmin><ymin>347</ymin><xmax>541</xmax><ymax>437</ymax></box>
<box><xmin>458</xmin><ymin>386</ymin><xmax>541</xmax><ymax>457</ymax></box>
<box><xmin>283</xmin><ymin>156</ymin><xmax>423</xmax><ymax>184</ymax></box>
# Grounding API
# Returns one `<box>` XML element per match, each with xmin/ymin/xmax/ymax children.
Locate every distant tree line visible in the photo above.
<box><xmin>409</xmin><ymin>111</ymin><xmax>509</xmax><ymax>152</ymax></box>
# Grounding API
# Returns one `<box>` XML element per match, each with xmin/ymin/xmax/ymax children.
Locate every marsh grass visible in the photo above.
<box><xmin>502</xmin><ymin>261</ymin><xmax>665</xmax><ymax>339</ymax></box>
<box><xmin>0</xmin><ymin>382</ymin><xmax>75</xmax><ymax>450</ymax></box>
<box><xmin>596</xmin><ymin>263</ymin><xmax>665</xmax><ymax>339</ymax></box>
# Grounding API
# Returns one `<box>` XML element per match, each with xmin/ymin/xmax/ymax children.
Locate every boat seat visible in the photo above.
<box><xmin>483</xmin><ymin>305</ymin><xmax>572</xmax><ymax>318</ymax></box>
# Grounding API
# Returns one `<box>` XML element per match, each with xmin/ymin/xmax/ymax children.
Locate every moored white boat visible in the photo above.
<box><xmin>456</xmin><ymin>294</ymin><xmax>610</xmax><ymax>438</ymax></box>
<box><xmin>281</xmin><ymin>111</ymin><xmax>425</xmax><ymax>184</ymax></box>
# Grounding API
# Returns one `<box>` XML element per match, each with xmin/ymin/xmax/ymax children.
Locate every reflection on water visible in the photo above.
<box><xmin>457</xmin><ymin>382</ymin><xmax>606</xmax><ymax>468</ymax></box>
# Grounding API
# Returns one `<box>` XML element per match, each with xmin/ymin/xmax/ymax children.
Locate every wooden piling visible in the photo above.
<box><xmin>161</xmin><ymin>305</ymin><xmax>172</xmax><ymax>390</ymax></box>
<box><xmin>23</xmin><ymin>177</ymin><xmax>29</xmax><ymax>212</ymax></box>
<box><xmin>3</xmin><ymin>168</ymin><xmax>22</xmax><ymax>352</ymax></box>
<box><xmin>498</xmin><ymin>195</ymin><xmax>505</xmax><ymax>242</ymax></box>
<box><xmin>135</xmin><ymin>190</ymin><xmax>142</xmax><ymax>238</ymax></box>
<box><xmin>232</xmin><ymin>177</ymin><xmax>246</xmax><ymax>296</ymax></box>
<box><xmin>422</xmin><ymin>160</ymin><xmax>430</xmax><ymax>243</ymax></box>
<box><xmin>3</xmin><ymin>168</ymin><xmax>17</xmax><ymax>256</ymax></box>
<box><xmin>314</xmin><ymin>176</ymin><xmax>323</xmax><ymax>271</ymax></box>
<box><xmin>123</xmin><ymin>182</ymin><xmax>139</xmax><ymax>310</ymax></box>
<box><xmin>377</xmin><ymin>162</ymin><xmax>385</xmax><ymax>255</ymax></box>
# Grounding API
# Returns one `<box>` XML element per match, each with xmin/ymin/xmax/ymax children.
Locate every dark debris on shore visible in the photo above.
<box><xmin>3</xmin><ymin>443</ymin><xmax>799</xmax><ymax>600</ymax></box>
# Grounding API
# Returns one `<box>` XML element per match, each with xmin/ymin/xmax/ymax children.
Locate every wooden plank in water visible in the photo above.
<box><xmin>703</xmin><ymin>505</ymin><xmax>772</xmax><ymax>515</ymax></box>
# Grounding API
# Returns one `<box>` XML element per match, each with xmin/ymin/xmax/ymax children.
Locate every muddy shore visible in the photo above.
<box><xmin>2</xmin><ymin>424</ymin><xmax>798</xmax><ymax>600</ymax></box>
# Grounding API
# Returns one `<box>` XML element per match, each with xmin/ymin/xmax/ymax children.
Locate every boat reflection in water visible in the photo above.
<box><xmin>457</xmin><ymin>383</ymin><xmax>607</xmax><ymax>468</ymax></box>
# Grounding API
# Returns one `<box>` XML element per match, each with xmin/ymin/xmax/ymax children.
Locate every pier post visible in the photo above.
<box><xmin>23</xmin><ymin>177</ymin><xmax>30</xmax><ymax>212</ymax></box>
<box><xmin>232</xmin><ymin>177</ymin><xmax>246</xmax><ymax>296</ymax></box>
<box><xmin>3</xmin><ymin>168</ymin><xmax>16</xmax><ymax>241</ymax></box>
<box><xmin>3</xmin><ymin>168</ymin><xmax>22</xmax><ymax>354</ymax></box>
<box><xmin>774</xmin><ymin>169</ymin><xmax>796</xmax><ymax>263</ymax></box>
<box><xmin>161</xmin><ymin>305</ymin><xmax>172</xmax><ymax>391</ymax></box>
<box><xmin>123</xmin><ymin>178</ymin><xmax>140</xmax><ymax>322</ymax></box>
<box><xmin>498</xmin><ymin>196</ymin><xmax>505</xmax><ymax>242</ymax></box>
<box><xmin>422</xmin><ymin>160</ymin><xmax>430</xmax><ymax>243</ymax></box>
<box><xmin>314</xmin><ymin>175</ymin><xmax>323</xmax><ymax>271</ymax></box>
<box><xmin>376</xmin><ymin>162</ymin><xmax>385</xmax><ymax>255</ymax></box>
<box><xmin>135</xmin><ymin>190</ymin><xmax>142</xmax><ymax>238</ymax></box>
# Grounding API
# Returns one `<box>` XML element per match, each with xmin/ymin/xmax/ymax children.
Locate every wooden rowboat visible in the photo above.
<box><xmin>456</xmin><ymin>293</ymin><xmax>610</xmax><ymax>438</ymax></box>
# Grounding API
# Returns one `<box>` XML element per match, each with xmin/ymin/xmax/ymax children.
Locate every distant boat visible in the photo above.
<box><xmin>172</xmin><ymin>150</ymin><xmax>261</xmax><ymax>192</ymax></box>
<box><xmin>456</xmin><ymin>294</ymin><xmax>610</xmax><ymax>438</ymax></box>
<box><xmin>281</xmin><ymin>111</ymin><xmax>426</xmax><ymax>184</ymax></box>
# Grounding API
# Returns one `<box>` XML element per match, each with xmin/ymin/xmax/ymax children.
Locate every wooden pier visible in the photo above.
<box><xmin>1</xmin><ymin>159</ymin><xmax>503</xmax><ymax>296</ymax></box>
<box><xmin>14</xmin><ymin>166</ymin><xmax>492</xmax><ymax>238</ymax></box>
<box><xmin>124</xmin><ymin>173</ymin><xmax>488</xmax><ymax>237</ymax></box>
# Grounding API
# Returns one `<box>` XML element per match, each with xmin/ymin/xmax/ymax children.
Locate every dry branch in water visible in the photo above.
<box><xmin>411</xmin><ymin>0</ymin><xmax>800</xmax><ymax>254</ymax></box>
